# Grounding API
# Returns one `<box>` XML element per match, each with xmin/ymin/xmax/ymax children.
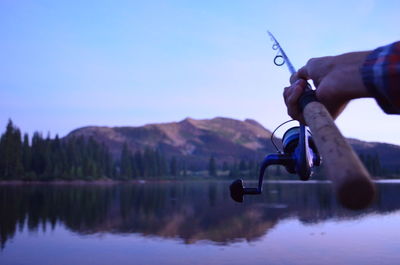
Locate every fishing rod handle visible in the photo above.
<box><xmin>302</xmin><ymin>100</ymin><xmax>376</xmax><ymax>210</ymax></box>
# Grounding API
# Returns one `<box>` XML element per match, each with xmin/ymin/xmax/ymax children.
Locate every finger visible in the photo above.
<box><xmin>284</xmin><ymin>80</ymin><xmax>306</xmax><ymax>104</ymax></box>
<box><xmin>297</xmin><ymin>66</ymin><xmax>310</xmax><ymax>79</ymax></box>
<box><xmin>287</xmin><ymin>84</ymin><xmax>304</xmax><ymax>113</ymax></box>
<box><xmin>289</xmin><ymin>72</ymin><xmax>299</xmax><ymax>85</ymax></box>
<box><xmin>283</xmin><ymin>86</ymin><xmax>290</xmax><ymax>104</ymax></box>
<box><xmin>286</xmin><ymin>83</ymin><xmax>304</xmax><ymax>120</ymax></box>
<box><xmin>287</xmin><ymin>107</ymin><xmax>301</xmax><ymax>122</ymax></box>
<box><xmin>290</xmin><ymin>66</ymin><xmax>310</xmax><ymax>84</ymax></box>
<box><xmin>287</xmin><ymin>83</ymin><xmax>304</xmax><ymax>105</ymax></box>
<box><xmin>290</xmin><ymin>69</ymin><xmax>308</xmax><ymax>85</ymax></box>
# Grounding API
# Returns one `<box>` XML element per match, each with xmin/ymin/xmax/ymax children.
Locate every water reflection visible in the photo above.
<box><xmin>1</xmin><ymin>181</ymin><xmax>400</xmax><ymax>249</ymax></box>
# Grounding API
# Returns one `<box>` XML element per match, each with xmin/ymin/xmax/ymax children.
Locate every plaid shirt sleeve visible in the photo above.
<box><xmin>361</xmin><ymin>41</ymin><xmax>400</xmax><ymax>114</ymax></box>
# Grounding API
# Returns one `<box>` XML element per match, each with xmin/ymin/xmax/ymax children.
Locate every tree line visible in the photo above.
<box><xmin>0</xmin><ymin>120</ymin><xmax>242</xmax><ymax>180</ymax></box>
<box><xmin>0</xmin><ymin>120</ymin><xmax>112</xmax><ymax>180</ymax></box>
<box><xmin>0</xmin><ymin>120</ymin><xmax>191</xmax><ymax>180</ymax></box>
<box><xmin>0</xmin><ymin>120</ymin><xmax>391</xmax><ymax>181</ymax></box>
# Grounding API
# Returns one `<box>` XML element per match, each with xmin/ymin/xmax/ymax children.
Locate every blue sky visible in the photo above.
<box><xmin>1</xmin><ymin>0</ymin><xmax>399</xmax><ymax>144</ymax></box>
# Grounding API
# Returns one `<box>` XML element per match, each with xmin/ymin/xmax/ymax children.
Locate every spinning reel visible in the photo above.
<box><xmin>230</xmin><ymin>124</ymin><xmax>321</xmax><ymax>203</ymax></box>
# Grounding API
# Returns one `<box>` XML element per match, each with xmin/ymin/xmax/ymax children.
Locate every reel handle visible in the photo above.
<box><xmin>229</xmin><ymin>153</ymin><xmax>305</xmax><ymax>203</ymax></box>
<box><xmin>229</xmin><ymin>179</ymin><xmax>260</xmax><ymax>203</ymax></box>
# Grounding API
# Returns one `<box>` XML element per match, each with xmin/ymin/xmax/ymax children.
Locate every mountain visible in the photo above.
<box><xmin>348</xmin><ymin>138</ymin><xmax>400</xmax><ymax>173</ymax></box>
<box><xmin>66</xmin><ymin>117</ymin><xmax>400</xmax><ymax>172</ymax></box>
<box><xmin>66</xmin><ymin>117</ymin><xmax>276</xmax><ymax>169</ymax></box>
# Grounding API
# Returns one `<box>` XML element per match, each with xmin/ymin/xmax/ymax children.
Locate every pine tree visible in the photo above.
<box><xmin>248</xmin><ymin>160</ymin><xmax>257</xmax><ymax>179</ymax></box>
<box><xmin>228</xmin><ymin>163</ymin><xmax>239</xmax><ymax>179</ymax></box>
<box><xmin>239</xmin><ymin>159</ymin><xmax>246</xmax><ymax>171</ymax></box>
<box><xmin>156</xmin><ymin>150</ymin><xmax>167</xmax><ymax>177</ymax></box>
<box><xmin>182</xmin><ymin>160</ymin><xmax>187</xmax><ymax>177</ymax></box>
<box><xmin>102</xmin><ymin>144</ymin><xmax>113</xmax><ymax>178</ymax></box>
<box><xmin>143</xmin><ymin>148</ymin><xmax>153</xmax><ymax>177</ymax></box>
<box><xmin>134</xmin><ymin>151</ymin><xmax>144</xmax><ymax>177</ymax></box>
<box><xmin>120</xmin><ymin>143</ymin><xmax>133</xmax><ymax>179</ymax></box>
<box><xmin>370</xmin><ymin>153</ymin><xmax>382</xmax><ymax>176</ymax></box>
<box><xmin>170</xmin><ymin>157</ymin><xmax>177</xmax><ymax>176</ymax></box>
<box><xmin>208</xmin><ymin>156</ymin><xmax>217</xmax><ymax>177</ymax></box>
<box><xmin>222</xmin><ymin>161</ymin><xmax>229</xmax><ymax>171</ymax></box>
<box><xmin>0</xmin><ymin>120</ymin><xmax>23</xmax><ymax>179</ymax></box>
<box><xmin>31</xmin><ymin>132</ymin><xmax>46</xmax><ymax>176</ymax></box>
<box><xmin>22</xmin><ymin>133</ymin><xmax>31</xmax><ymax>173</ymax></box>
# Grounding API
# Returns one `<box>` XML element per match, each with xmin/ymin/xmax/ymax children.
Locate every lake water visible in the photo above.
<box><xmin>1</xmin><ymin>180</ymin><xmax>400</xmax><ymax>265</ymax></box>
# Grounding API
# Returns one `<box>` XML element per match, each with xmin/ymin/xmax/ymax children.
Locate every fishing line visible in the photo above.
<box><xmin>270</xmin><ymin>119</ymin><xmax>295</xmax><ymax>153</ymax></box>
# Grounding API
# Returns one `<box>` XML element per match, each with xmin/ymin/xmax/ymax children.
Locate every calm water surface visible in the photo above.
<box><xmin>1</xmin><ymin>181</ymin><xmax>400</xmax><ymax>265</ymax></box>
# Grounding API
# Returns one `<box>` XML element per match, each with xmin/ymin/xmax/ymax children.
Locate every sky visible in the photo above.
<box><xmin>1</xmin><ymin>0</ymin><xmax>400</xmax><ymax>144</ymax></box>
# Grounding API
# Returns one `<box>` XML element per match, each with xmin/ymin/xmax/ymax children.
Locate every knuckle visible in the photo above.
<box><xmin>283</xmin><ymin>87</ymin><xmax>290</xmax><ymax>97</ymax></box>
<box><xmin>307</xmin><ymin>58</ymin><xmax>316</xmax><ymax>66</ymax></box>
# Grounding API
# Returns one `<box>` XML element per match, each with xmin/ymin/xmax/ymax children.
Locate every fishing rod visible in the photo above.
<box><xmin>230</xmin><ymin>32</ymin><xmax>375</xmax><ymax>210</ymax></box>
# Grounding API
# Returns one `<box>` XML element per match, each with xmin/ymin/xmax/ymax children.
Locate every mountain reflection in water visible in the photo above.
<box><xmin>1</xmin><ymin>181</ymin><xmax>400</xmax><ymax>249</ymax></box>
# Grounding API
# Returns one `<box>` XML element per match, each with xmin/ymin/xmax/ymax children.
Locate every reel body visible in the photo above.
<box><xmin>230</xmin><ymin>125</ymin><xmax>321</xmax><ymax>203</ymax></box>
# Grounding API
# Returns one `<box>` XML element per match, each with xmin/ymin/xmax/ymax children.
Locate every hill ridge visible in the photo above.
<box><xmin>65</xmin><ymin>117</ymin><xmax>400</xmax><ymax>172</ymax></box>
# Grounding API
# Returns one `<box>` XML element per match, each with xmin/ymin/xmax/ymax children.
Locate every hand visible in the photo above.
<box><xmin>283</xmin><ymin>51</ymin><xmax>372</xmax><ymax>122</ymax></box>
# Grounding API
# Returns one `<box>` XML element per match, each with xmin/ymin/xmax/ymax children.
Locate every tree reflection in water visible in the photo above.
<box><xmin>1</xmin><ymin>181</ymin><xmax>400</xmax><ymax>249</ymax></box>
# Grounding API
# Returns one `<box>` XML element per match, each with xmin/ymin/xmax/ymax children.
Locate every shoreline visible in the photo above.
<box><xmin>0</xmin><ymin>179</ymin><xmax>172</xmax><ymax>185</ymax></box>
<box><xmin>1</xmin><ymin>178</ymin><xmax>400</xmax><ymax>185</ymax></box>
<box><xmin>0</xmin><ymin>178</ymin><xmax>227</xmax><ymax>185</ymax></box>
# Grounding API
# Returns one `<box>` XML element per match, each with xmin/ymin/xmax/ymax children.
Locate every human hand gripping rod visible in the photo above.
<box><xmin>270</xmin><ymin>32</ymin><xmax>376</xmax><ymax>209</ymax></box>
<box><xmin>230</xmin><ymin>32</ymin><xmax>375</xmax><ymax>210</ymax></box>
